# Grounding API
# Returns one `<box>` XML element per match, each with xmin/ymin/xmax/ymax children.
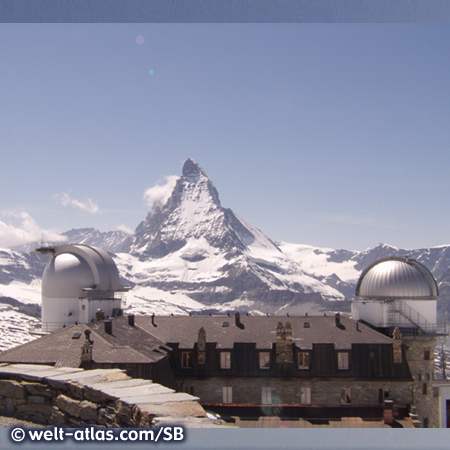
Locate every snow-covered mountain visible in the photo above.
<box><xmin>2</xmin><ymin>158</ymin><xmax>450</xmax><ymax>350</ymax></box>
<box><xmin>61</xmin><ymin>228</ymin><xmax>131</xmax><ymax>254</ymax></box>
<box><xmin>119</xmin><ymin>158</ymin><xmax>345</xmax><ymax>315</ymax></box>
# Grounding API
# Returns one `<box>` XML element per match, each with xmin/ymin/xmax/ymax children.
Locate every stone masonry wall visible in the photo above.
<box><xmin>181</xmin><ymin>377</ymin><xmax>412</xmax><ymax>407</ymax></box>
<box><xmin>404</xmin><ymin>337</ymin><xmax>437</xmax><ymax>428</ymax></box>
<box><xmin>0</xmin><ymin>375</ymin><xmax>150</xmax><ymax>428</ymax></box>
<box><xmin>0</xmin><ymin>364</ymin><xmax>217</xmax><ymax>429</ymax></box>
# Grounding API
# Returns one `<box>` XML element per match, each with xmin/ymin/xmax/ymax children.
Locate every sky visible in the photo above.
<box><xmin>1</xmin><ymin>23</ymin><xmax>450</xmax><ymax>251</ymax></box>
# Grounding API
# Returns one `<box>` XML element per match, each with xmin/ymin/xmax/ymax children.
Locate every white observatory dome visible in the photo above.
<box><xmin>42</xmin><ymin>245</ymin><xmax>123</xmax><ymax>299</ymax></box>
<box><xmin>356</xmin><ymin>257</ymin><xmax>438</xmax><ymax>300</ymax></box>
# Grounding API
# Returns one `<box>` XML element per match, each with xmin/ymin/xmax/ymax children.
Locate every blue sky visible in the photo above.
<box><xmin>1</xmin><ymin>24</ymin><xmax>450</xmax><ymax>251</ymax></box>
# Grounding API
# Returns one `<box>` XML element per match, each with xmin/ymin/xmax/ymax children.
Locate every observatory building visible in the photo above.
<box><xmin>352</xmin><ymin>256</ymin><xmax>439</xmax><ymax>334</ymax></box>
<box><xmin>36</xmin><ymin>244</ymin><xmax>129</xmax><ymax>332</ymax></box>
<box><xmin>352</xmin><ymin>256</ymin><xmax>447</xmax><ymax>428</ymax></box>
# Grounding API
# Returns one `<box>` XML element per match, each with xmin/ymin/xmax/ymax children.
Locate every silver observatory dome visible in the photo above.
<box><xmin>42</xmin><ymin>244</ymin><xmax>123</xmax><ymax>299</ymax></box>
<box><xmin>356</xmin><ymin>256</ymin><xmax>439</xmax><ymax>300</ymax></box>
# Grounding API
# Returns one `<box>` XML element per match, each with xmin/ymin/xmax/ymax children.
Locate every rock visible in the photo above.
<box><xmin>50</xmin><ymin>406</ymin><xmax>67</xmax><ymax>426</ymax></box>
<box><xmin>23</xmin><ymin>382</ymin><xmax>56</xmax><ymax>398</ymax></box>
<box><xmin>28</xmin><ymin>396</ymin><xmax>46</xmax><ymax>405</ymax></box>
<box><xmin>56</xmin><ymin>394</ymin><xmax>82</xmax><ymax>418</ymax></box>
<box><xmin>65</xmin><ymin>382</ymin><xmax>86</xmax><ymax>401</ymax></box>
<box><xmin>83</xmin><ymin>386</ymin><xmax>116</xmax><ymax>404</ymax></box>
<box><xmin>0</xmin><ymin>380</ymin><xmax>25</xmax><ymax>399</ymax></box>
<box><xmin>16</xmin><ymin>403</ymin><xmax>54</xmax><ymax>416</ymax></box>
<box><xmin>114</xmin><ymin>400</ymin><xmax>134</xmax><ymax>424</ymax></box>
<box><xmin>56</xmin><ymin>394</ymin><xmax>97</xmax><ymax>421</ymax></box>
<box><xmin>79</xmin><ymin>400</ymin><xmax>98</xmax><ymax>421</ymax></box>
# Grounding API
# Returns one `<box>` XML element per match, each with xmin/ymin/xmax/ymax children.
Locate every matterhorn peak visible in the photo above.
<box><xmin>182</xmin><ymin>158</ymin><xmax>206</xmax><ymax>180</ymax></box>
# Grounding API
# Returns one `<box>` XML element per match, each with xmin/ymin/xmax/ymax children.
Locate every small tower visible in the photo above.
<box><xmin>37</xmin><ymin>244</ymin><xmax>129</xmax><ymax>332</ymax></box>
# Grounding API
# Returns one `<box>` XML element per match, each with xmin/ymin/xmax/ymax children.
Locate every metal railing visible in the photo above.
<box><xmin>387</xmin><ymin>301</ymin><xmax>447</xmax><ymax>336</ymax></box>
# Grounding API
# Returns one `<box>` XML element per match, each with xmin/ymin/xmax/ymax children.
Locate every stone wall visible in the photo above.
<box><xmin>404</xmin><ymin>336</ymin><xmax>437</xmax><ymax>428</ymax></box>
<box><xmin>181</xmin><ymin>377</ymin><xmax>412</xmax><ymax>407</ymax></box>
<box><xmin>0</xmin><ymin>371</ymin><xmax>151</xmax><ymax>427</ymax></box>
<box><xmin>0</xmin><ymin>364</ymin><xmax>217</xmax><ymax>428</ymax></box>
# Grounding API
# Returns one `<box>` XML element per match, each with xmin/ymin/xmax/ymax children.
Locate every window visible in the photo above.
<box><xmin>298</xmin><ymin>352</ymin><xmax>310</xmax><ymax>369</ymax></box>
<box><xmin>182</xmin><ymin>385</ymin><xmax>194</xmax><ymax>395</ymax></box>
<box><xmin>423</xmin><ymin>383</ymin><xmax>428</xmax><ymax>395</ymax></box>
<box><xmin>220</xmin><ymin>351</ymin><xmax>231</xmax><ymax>369</ymax></box>
<box><xmin>261</xmin><ymin>387</ymin><xmax>272</xmax><ymax>405</ymax></box>
<box><xmin>300</xmin><ymin>387</ymin><xmax>311</xmax><ymax>405</ymax></box>
<box><xmin>222</xmin><ymin>386</ymin><xmax>232</xmax><ymax>404</ymax></box>
<box><xmin>338</xmin><ymin>352</ymin><xmax>349</xmax><ymax>370</ymax></box>
<box><xmin>181</xmin><ymin>351</ymin><xmax>193</xmax><ymax>369</ymax></box>
<box><xmin>341</xmin><ymin>388</ymin><xmax>351</xmax><ymax>404</ymax></box>
<box><xmin>424</xmin><ymin>350</ymin><xmax>431</xmax><ymax>360</ymax></box>
<box><xmin>379</xmin><ymin>388</ymin><xmax>390</xmax><ymax>404</ymax></box>
<box><xmin>259</xmin><ymin>352</ymin><xmax>271</xmax><ymax>369</ymax></box>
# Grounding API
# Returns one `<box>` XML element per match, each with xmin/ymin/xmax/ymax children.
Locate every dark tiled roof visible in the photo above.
<box><xmin>137</xmin><ymin>314</ymin><xmax>393</xmax><ymax>350</ymax></box>
<box><xmin>0</xmin><ymin>314</ymin><xmax>393</xmax><ymax>368</ymax></box>
<box><xmin>0</xmin><ymin>316</ymin><xmax>168</xmax><ymax>367</ymax></box>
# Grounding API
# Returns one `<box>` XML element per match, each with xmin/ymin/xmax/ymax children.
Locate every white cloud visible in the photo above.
<box><xmin>116</xmin><ymin>224</ymin><xmax>135</xmax><ymax>235</ymax></box>
<box><xmin>0</xmin><ymin>211</ymin><xmax>67</xmax><ymax>248</ymax></box>
<box><xmin>57</xmin><ymin>192</ymin><xmax>99</xmax><ymax>214</ymax></box>
<box><xmin>143</xmin><ymin>175</ymin><xmax>179</xmax><ymax>211</ymax></box>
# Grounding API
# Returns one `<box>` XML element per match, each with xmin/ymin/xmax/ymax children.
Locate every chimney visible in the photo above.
<box><xmin>335</xmin><ymin>313</ymin><xmax>341</xmax><ymax>327</ymax></box>
<box><xmin>80</xmin><ymin>329</ymin><xmax>93</xmax><ymax>369</ymax></box>
<box><xmin>104</xmin><ymin>320</ymin><xmax>112</xmax><ymax>335</ymax></box>
<box><xmin>151</xmin><ymin>313</ymin><xmax>157</xmax><ymax>327</ymax></box>
<box><xmin>276</xmin><ymin>322</ymin><xmax>293</xmax><ymax>363</ymax></box>
<box><xmin>128</xmin><ymin>314</ymin><xmax>135</xmax><ymax>327</ymax></box>
<box><xmin>235</xmin><ymin>312</ymin><xmax>244</xmax><ymax>329</ymax></box>
<box><xmin>95</xmin><ymin>309</ymin><xmax>105</xmax><ymax>322</ymax></box>
<box><xmin>392</xmin><ymin>327</ymin><xmax>402</xmax><ymax>363</ymax></box>
<box><xmin>197</xmin><ymin>327</ymin><xmax>206</xmax><ymax>365</ymax></box>
<box><xmin>84</xmin><ymin>329</ymin><xmax>92</xmax><ymax>342</ymax></box>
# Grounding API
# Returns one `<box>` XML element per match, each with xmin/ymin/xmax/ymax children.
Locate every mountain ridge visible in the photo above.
<box><xmin>1</xmin><ymin>158</ymin><xmax>450</xmax><ymax>348</ymax></box>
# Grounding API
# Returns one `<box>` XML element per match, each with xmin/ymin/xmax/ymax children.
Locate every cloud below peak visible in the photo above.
<box><xmin>143</xmin><ymin>175</ymin><xmax>179</xmax><ymax>211</ymax></box>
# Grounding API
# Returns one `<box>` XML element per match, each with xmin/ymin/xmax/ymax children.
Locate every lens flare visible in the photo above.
<box><xmin>136</xmin><ymin>35</ymin><xmax>144</xmax><ymax>45</ymax></box>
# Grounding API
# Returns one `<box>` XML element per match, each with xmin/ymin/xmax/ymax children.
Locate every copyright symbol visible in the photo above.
<box><xmin>11</xmin><ymin>428</ymin><xmax>26</xmax><ymax>442</ymax></box>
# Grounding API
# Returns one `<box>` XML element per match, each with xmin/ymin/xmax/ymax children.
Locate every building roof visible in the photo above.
<box><xmin>356</xmin><ymin>256</ymin><xmax>439</xmax><ymax>300</ymax></box>
<box><xmin>0</xmin><ymin>314</ymin><xmax>394</xmax><ymax>367</ymax></box>
<box><xmin>136</xmin><ymin>314</ymin><xmax>393</xmax><ymax>350</ymax></box>
<box><xmin>0</xmin><ymin>315</ymin><xmax>168</xmax><ymax>367</ymax></box>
